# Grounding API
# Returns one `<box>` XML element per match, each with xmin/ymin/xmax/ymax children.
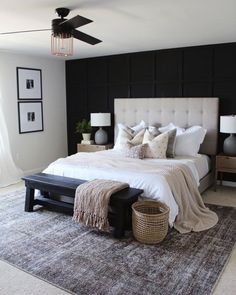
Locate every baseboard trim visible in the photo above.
<box><xmin>23</xmin><ymin>167</ymin><xmax>46</xmax><ymax>176</ymax></box>
<box><xmin>218</xmin><ymin>180</ymin><xmax>236</xmax><ymax>188</ymax></box>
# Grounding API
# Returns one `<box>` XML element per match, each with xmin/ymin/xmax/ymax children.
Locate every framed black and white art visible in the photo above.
<box><xmin>18</xmin><ymin>101</ymin><xmax>44</xmax><ymax>134</ymax></box>
<box><xmin>17</xmin><ymin>67</ymin><xmax>42</xmax><ymax>100</ymax></box>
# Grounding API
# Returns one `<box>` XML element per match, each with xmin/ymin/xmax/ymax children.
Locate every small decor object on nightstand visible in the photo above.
<box><xmin>75</xmin><ymin>119</ymin><xmax>92</xmax><ymax>142</ymax></box>
<box><xmin>220</xmin><ymin>115</ymin><xmax>236</xmax><ymax>156</ymax></box>
<box><xmin>81</xmin><ymin>140</ymin><xmax>94</xmax><ymax>145</ymax></box>
<box><xmin>90</xmin><ymin>113</ymin><xmax>111</xmax><ymax>144</ymax></box>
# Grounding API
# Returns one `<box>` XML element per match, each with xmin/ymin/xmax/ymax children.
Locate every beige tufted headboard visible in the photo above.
<box><xmin>114</xmin><ymin>97</ymin><xmax>219</xmax><ymax>155</ymax></box>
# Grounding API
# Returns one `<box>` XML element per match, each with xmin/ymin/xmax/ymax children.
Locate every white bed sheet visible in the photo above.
<box><xmin>43</xmin><ymin>150</ymin><xmax>210</xmax><ymax>226</ymax></box>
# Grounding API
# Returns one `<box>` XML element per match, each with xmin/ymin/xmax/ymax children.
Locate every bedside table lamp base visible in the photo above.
<box><xmin>223</xmin><ymin>134</ymin><xmax>236</xmax><ymax>156</ymax></box>
<box><xmin>95</xmin><ymin>127</ymin><xmax>108</xmax><ymax>145</ymax></box>
<box><xmin>90</xmin><ymin>113</ymin><xmax>111</xmax><ymax>145</ymax></box>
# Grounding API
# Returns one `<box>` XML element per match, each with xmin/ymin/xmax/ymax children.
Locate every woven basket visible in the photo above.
<box><xmin>132</xmin><ymin>200</ymin><xmax>169</xmax><ymax>244</ymax></box>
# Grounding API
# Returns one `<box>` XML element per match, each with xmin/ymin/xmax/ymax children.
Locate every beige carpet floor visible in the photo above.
<box><xmin>0</xmin><ymin>182</ymin><xmax>235</xmax><ymax>295</ymax></box>
<box><xmin>202</xmin><ymin>185</ymin><xmax>236</xmax><ymax>295</ymax></box>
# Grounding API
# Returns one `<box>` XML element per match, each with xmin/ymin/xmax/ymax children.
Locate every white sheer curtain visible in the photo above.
<box><xmin>0</xmin><ymin>101</ymin><xmax>23</xmax><ymax>188</ymax></box>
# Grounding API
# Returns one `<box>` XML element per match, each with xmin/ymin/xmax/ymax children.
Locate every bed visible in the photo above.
<box><xmin>114</xmin><ymin>97</ymin><xmax>219</xmax><ymax>193</ymax></box>
<box><xmin>44</xmin><ymin>97</ymin><xmax>219</xmax><ymax>229</ymax></box>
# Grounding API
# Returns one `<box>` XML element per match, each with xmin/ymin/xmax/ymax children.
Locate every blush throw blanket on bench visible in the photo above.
<box><xmin>73</xmin><ymin>179</ymin><xmax>129</xmax><ymax>231</ymax></box>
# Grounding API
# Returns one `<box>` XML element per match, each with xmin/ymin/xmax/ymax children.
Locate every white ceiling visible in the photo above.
<box><xmin>0</xmin><ymin>0</ymin><xmax>236</xmax><ymax>60</ymax></box>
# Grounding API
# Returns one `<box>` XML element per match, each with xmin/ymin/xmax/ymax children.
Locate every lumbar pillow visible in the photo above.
<box><xmin>124</xmin><ymin>142</ymin><xmax>147</xmax><ymax>159</ymax></box>
<box><xmin>143</xmin><ymin>131</ymin><xmax>169</xmax><ymax>159</ymax></box>
<box><xmin>159</xmin><ymin>122</ymin><xmax>185</xmax><ymax>136</ymax></box>
<box><xmin>175</xmin><ymin>126</ymin><xmax>207</xmax><ymax>156</ymax></box>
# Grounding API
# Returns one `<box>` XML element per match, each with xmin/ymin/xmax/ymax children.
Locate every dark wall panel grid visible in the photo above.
<box><xmin>66</xmin><ymin>42</ymin><xmax>236</xmax><ymax>157</ymax></box>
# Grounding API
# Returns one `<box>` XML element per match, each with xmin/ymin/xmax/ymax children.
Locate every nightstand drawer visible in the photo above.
<box><xmin>216</xmin><ymin>155</ymin><xmax>236</xmax><ymax>170</ymax></box>
<box><xmin>215</xmin><ymin>153</ymin><xmax>236</xmax><ymax>191</ymax></box>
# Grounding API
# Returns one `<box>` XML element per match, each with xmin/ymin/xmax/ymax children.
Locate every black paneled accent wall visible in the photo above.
<box><xmin>66</xmin><ymin>42</ymin><xmax>236</xmax><ymax>155</ymax></box>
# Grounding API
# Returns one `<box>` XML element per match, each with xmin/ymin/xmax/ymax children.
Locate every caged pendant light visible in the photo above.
<box><xmin>51</xmin><ymin>9</ymin><xmax>73</xmax><ymax>57</ymax></box>
<box><xmin>51</xmin><ymin>32</ymin><xmax>73</xmax><ymax>56</ymax></box>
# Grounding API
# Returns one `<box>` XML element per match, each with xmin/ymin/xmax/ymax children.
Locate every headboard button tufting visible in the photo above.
<box><xmin>114</xmin><ymin>97</ymin><xmax>219</xmax><ymax>155</ymax></box>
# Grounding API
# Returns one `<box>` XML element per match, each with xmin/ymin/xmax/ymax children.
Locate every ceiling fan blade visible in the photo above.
<box><xmin>72</xmin><ymin>29</ymin><xmax>102</xmax><ymax>45</ymax></box>
<box><xmin>0</xmin><ymin>29</ymin><xmax>51</xmax><ymax>35</ymax></box>
<box><xmin>60</xmin><ymin>15</ymin><xmax>92</xmax><ymax>29</ymax></box>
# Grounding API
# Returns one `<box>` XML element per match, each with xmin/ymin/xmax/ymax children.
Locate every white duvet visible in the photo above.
<box><xmin>43</xmin><ymin>150</ymin><xmax>209</xmax><ymax>226</ymax></box>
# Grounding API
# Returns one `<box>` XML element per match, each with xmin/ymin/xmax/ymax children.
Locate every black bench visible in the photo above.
<box><xmin>22</xmin><ymin>173</ymin><xmax>143</xmax><ymax>238</ymax></box>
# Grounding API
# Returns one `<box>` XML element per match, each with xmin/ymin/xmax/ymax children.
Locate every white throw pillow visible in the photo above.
<box><xmin>117</xmin><ymin>123</ymin><xmax>134</xmax><ymax>134</ymax></box>
<box><xmin>114</xmin><ymin>124</ymin><xmax>133</xmax><ymax>150</ymax></box>
<box><xmin>143</xmin><ymin>131</ymin><xmax>169</xmax><ymax>159</ymax></box>
<box><xmin>147</xmin><ymin>126</ymin><xmax>160</xmax><ymax>136</ymax></box>
<box><xmin>159</xmin><ymin>122</ymin><xmax>185</xmax><ymax>136</ymax></box>
<box><xmin>175</xmin><ymin>126</ymin><xmax>207</xmax><ymax>156</ymax></box>
<box><xmin>131</xmin><ymin>120</ymin><xmax>147</xmax><ymax>134</ymax></box>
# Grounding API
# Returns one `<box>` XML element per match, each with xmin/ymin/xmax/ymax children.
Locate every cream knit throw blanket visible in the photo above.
<box><xmin>73</xmin><ymin>179</ymin><xmax>129</xmax><ymax>231</ymax></box>
<box><xmin>158</xmin><ymin>164</ymin><xmax>218</xmax><ymax>233</ymax></box>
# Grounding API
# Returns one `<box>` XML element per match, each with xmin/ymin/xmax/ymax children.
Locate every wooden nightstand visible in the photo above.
<box><xmin>77</xmin><ymin>143</ymin><xmax>113</xmax><ymax>153</ymax></box>
<box><xmin>215</xmin><ymin>153</ymin><xmax>236</xmax><ymax>191</ymax></box>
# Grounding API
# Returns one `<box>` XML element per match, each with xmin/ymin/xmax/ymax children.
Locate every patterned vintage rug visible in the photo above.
<box><xmin>0</xmin><ymin>189</ymin><xmax>235</xmax><ymax>295</ymax></box>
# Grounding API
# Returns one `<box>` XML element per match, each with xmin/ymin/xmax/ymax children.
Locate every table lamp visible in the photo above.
<box><xmin>220</xmin><ymin>115</ymin><xmax>236</xmax><ymax>156</ymax></box>
<box><xmin>90</xmin><ymin>113</ymin><xmax>111</xmax><ymax>144</ymax></box>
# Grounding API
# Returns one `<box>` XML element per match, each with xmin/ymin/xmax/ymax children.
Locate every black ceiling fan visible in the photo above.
<box><xmin>0</xmin><ymin>7</ymin><xmax>102</xmax><ymax>45</ymax></box>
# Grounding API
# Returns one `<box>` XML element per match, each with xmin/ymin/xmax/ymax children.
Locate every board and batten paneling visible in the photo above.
<box><xmin>66</xmin><ymin>42</ymin><xmax>236</xmax><ymax>161</ymax></box>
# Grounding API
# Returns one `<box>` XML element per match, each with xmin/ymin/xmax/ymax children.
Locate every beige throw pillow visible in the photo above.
<box><xmin>114</xmin><ymin>125</ymin><xmax>133</xmax><ymax>150</ymax></box>
<box><xmin>114</xmin><ymin>124</ymin><xmax>146</xmax><ymax>151</ymax></box>
<box><xmin>143</xmin><ymin>128</ymin><xmax>160</xmax><ymax>143</ymax></box>
<box><xmin>129</xmin><ymin>129</ymin><xmax>146</xmax><ymax>145</ymax></box>
<box><xmin>143</xmin><ymin>131</ymin><xmax>168</xmax><ymax>159</ymax></box>
<box><xmin>143</xmin><ymin>129</ymin><xmax>154</xmax><ymax>143</ymax></box>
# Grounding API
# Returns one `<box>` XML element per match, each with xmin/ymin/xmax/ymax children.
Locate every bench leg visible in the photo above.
<box><xmin>25</xmin><ymin>187</ymin><xmax>35</xmax><ymax>212</ymax></box>
<box><xmin>113</xmin><ymin>205</ymin><xmax>126</xmax><ymax>238</ymax></box>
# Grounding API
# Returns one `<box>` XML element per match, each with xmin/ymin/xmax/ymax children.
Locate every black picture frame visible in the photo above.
<box><xmin>18</xmin><ymin>101</ymin><xmax>44</xmax><ymax>134</ymax></box>
<box><xmin>17</xmin><ymin>67</ymin><xmax>42</xmax><ymax>100</ymax></box>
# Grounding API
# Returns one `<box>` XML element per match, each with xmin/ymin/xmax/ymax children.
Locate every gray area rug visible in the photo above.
<box><xmin>0</xmin><ymin>189</ymin><xmax>235</xmax><ymax>295</ymax></box>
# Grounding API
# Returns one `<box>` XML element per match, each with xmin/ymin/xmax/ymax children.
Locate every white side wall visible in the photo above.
<box><xmin>0</xmin><ymin>52</ymin><xmax>67</xmax><ymax>175</ymax></box>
